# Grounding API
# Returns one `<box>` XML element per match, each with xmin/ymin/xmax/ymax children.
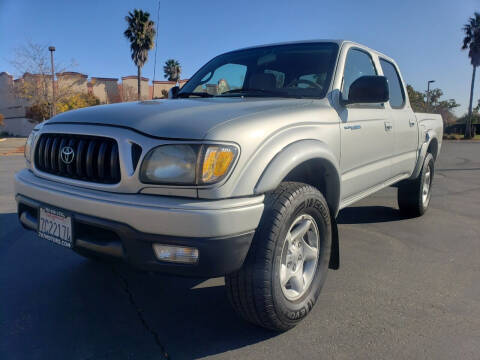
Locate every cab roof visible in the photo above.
<box><xmin>235</xmin><ymin>39</ymin><xmax>394</xmax><ymax>64</ymax></box>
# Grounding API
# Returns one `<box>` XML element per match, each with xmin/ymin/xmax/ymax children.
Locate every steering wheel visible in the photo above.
<box><xmin>287</xmin><ymin>78</ymin><xmax>322</xmax><ymax>89</ymax></box>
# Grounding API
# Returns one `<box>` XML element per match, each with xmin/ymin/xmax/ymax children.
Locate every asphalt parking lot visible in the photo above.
<box><xmin>1</xmin><ymin>141</ymin><xmax>479</xmax><ymax>360</ymax></box>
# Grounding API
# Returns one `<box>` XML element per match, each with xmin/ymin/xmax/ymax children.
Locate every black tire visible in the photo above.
<box><xmin>225</xmin><ymin>182</ymin><xmax>332</xmax><ymax>331</ymax></box>
<box><xmin>398</xmin><ymin>153</ymin><xmax>434</xmax><ymax>217</ymax></box>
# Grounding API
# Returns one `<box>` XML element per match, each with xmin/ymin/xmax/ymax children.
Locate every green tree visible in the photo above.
<box><xmin>461</xmin><ymin>12</ymin><xmax>480</xmax><ymax>138</ymax></box>
<box><xmin>473</xmin><ymin>98</ymin><xmax>480</xmax><ymax>113</ymax></box>
<box><xmin>406</xmin><ymin>84</ymin><xmax>426</xmax><ymax>112</ymax></box>
<box><xmin>163</xmin><ymin>59</ymin><xmax>181</xmax><ymax>83</ymax></box>
<box><xmin>428</xmin><ymin>89</ymin><xmax>460</xmax><ymax>112</ymax></box>
<box><xmin>406</xmin><ymin>84</ymin><xmax>459</xmax><ymax>127</ymax></box>
<box><xmin>124</xmin><ymin>9</ymin><xmax>156</xmax><ymax>100</ymax></box>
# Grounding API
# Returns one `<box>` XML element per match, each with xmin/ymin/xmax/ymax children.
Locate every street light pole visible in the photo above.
<box><xmin>48</xmin><ymin>46</ymin><xmax>56</xmax><ymax>117</ymax></box>
<box><xmin>426</xmin><ymin>80</ymin><xmax>435</xmax><ymax>111</ymax></box>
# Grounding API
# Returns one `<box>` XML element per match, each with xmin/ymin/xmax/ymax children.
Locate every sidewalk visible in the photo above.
<box><xmin>0</xmin><ymin>137</ymin><xmax>27</xmax><ymax>156</ymax></box>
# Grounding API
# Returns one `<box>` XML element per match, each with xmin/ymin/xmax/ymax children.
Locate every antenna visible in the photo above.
<box><xmin>152</xmin><ymin>0</ymin><xmax>160</xmax><ymax>99</ymax></box>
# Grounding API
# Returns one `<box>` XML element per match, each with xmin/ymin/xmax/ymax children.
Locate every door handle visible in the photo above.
<box><xmin>409</xmin><ymin>119</ymin><xmax>416</xmax><ymax>127</ymax></box>
<box><xmin>384</xmin><ymin>121</ymin><xmax>393</xmax><ymax>131</ymax></box>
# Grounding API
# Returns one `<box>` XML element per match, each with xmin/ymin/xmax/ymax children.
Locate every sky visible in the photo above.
<box><xmin>0</xmin><ymin>0</ymin><xmax>479</xmax><ymax>115</ymax></box>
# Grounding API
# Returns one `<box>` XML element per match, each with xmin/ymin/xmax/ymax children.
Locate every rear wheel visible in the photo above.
<box><xmin>398</xmin><ymin>153</ymin><xmax>434</xmax><ymax>217</ymax></box>
<box><xmin>225</xmin><ymin>182</ymin><xmax>331</xmax><ymax>331</ymax></box>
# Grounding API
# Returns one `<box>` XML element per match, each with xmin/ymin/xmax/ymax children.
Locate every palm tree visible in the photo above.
<box><xmin>124</xmin><ymin>9</ymin><xmax>156</xmax><ymax>100</ymax></box>
<box><xmin>163</xmin><ymin>59</ymin><xmax>181</xmax><ymax>83</ymax></box>
<box><xmin>462</xmin><ymin>12</ymin><xmax>480</xmax><ymax>138</ymax></box>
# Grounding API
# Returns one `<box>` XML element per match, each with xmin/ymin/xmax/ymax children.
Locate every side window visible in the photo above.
<box><xmin>380</xmin><ymin>59</ymin><xmax>405</xmax><ymax>108</ymax></box>
<box><xmin>343</xmin><ymin>49</ymin><xmax>377</xmax><ymax>98</ymax></box>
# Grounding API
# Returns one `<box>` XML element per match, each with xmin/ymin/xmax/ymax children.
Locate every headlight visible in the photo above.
<box><xmin>140</xmin><ymin>145</ymin><xmax>198</xmax><ymax>184</ymax></box>
<box><xmin>140</xmin><ymin>144</ymin><xmax>238</xmax><ymax>185</ymax></box>
<box><xmin>24</xmin><ymin>131</ymin><xmax>37</xmax><ymax>162</ymax></box>
<box><xmin>25</xmin><ymin>122</ymin><xmax>44</xmax><ymax>163</ymax></box>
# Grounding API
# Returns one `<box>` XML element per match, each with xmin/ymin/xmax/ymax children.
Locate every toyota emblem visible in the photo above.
<box><xmin>60</xmin><ymin>146</ymin><xmax>75</xmax><ymax>164</ymax></box>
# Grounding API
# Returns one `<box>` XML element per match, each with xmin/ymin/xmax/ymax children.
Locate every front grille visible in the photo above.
<box><xmin>34</xmin><ymin>133</ymin><xmax>120</xmax><ymax>184</ymax></box>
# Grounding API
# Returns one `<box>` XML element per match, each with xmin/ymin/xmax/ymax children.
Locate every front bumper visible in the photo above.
<box><xmin>15</xmin><ymin>169</ymin><xmax>264</xmax><ymax>276</ymax></box>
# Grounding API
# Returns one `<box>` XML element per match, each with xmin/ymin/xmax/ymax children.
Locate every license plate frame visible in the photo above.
<box><xmin>38</xmin><ymin>206</ymin><xmax>74</xmax><ymax>248</ymax></box>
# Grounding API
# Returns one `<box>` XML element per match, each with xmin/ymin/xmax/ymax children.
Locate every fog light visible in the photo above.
<box><xmin>152</xmin><ymin>244</ymin><xmax>199</xmax><ymax>264</ymax></box>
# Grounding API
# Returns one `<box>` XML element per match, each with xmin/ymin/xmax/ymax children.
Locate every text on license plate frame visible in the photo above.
<box><xmin>38</xmin><ymin>206</ymin><xmax>74</xmax><ymax>248</ymax></box>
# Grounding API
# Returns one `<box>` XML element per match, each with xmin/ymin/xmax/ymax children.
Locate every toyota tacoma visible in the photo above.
<box><xmin>15</xmin><ymin>40</ymin><xmax>443</xmax><ymax>331</ymax></box>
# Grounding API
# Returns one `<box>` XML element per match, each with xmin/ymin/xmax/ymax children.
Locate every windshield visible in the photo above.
<box><xmin>180</xmin><ymin>42</ymin><xmax>339</xmax><ymax>99</ymax></box>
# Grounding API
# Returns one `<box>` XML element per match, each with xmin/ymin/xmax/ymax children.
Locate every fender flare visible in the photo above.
<box><xmin>410</xmin><ymin>129</ymin><xmax>438</xmax><ymax>180</ymax></box>
<box><xmin>254</xmin><ymin>139</ymin><xmax>342</xmax><ymax>216</ymax></box>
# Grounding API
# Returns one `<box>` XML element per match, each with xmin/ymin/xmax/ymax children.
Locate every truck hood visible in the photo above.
<box><xmin>48</xmin><ymin>98</ymin><xmax>313</xmax><ymax>139</ymax></box>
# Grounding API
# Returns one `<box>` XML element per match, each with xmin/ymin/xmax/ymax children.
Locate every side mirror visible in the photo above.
<box><xmin>168</xmin><ymin>86</ymin><xmax>180</xmax><ymax>99</ymax></box>
<box><xmin>343</xmin><ymin>76</ymin><xmax>389</xmax><ymax>105</ymax></box>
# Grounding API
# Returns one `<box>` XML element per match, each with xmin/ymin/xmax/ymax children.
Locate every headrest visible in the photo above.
<box><xmin>248</xmin><ymin>73</ymin><xmax>276</xmax><ymax>90</ymax></box>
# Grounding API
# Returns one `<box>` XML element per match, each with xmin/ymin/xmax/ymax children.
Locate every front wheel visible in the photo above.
<box><xmin>398</xmin><ymin>153</ymin><xmax>435</xmax><ymax>217</ymax></box>
<box><xmin>225</xmin><ymin>182</ymin><xmax>332</xmax><ymax>331</ymax></box>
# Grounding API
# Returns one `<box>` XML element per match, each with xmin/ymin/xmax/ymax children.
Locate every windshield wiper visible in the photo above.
<box><xmin>218</xmin><ymin>88</ymin><xmax>292</xmax><ymax>97</ymax></box>
<box><xmin>177</xmin><ymin>92</ymin><xmax>213</xmax><ymax>98</ymax></box>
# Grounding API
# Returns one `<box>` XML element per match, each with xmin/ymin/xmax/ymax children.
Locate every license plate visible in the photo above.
<box><xmin>38</xmin><ymin>206</ymin><xmax>73</xmax><ymax>248</ymax></box>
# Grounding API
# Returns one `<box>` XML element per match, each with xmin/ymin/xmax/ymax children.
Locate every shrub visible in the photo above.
<box><xmin>26</xmin><ymin>102</ymin><xmax>50</xmax><ymax>122</ymax></box>
<box><xmin>56</xmin><ymin>93</ymin><xmax>100</xmax><ymax>114</ymax></box>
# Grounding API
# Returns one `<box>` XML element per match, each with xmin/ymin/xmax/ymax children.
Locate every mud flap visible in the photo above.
<box><xmin>328</xmin><ymin>214</ymin><xmax>339</xmax><ymax>270</ymax></box>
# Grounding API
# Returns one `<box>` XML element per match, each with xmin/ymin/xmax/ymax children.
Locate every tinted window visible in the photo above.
<box><xmin>181</xmin><ymin>42</ymin><xmax>339</xmax><ymax>99</ymax></box>
<box><xmin>264</xmin><ymin>69</ymin><xmax>285</xmax><ymax>88</ymax></box>
<box><xmin>194</xmin><ymin>63</ymin><xmax>247</xmax><ymax>95</ymax></box>
<box><xmin>343</xmin><ymin>49</ymin><xmax>377</xmax><ymax>98</ymax></box>
<box><xmin>298</xmin><ymin>73</ymin><xmax>325</xmax><ymax>88</ymax></box>
<box><xmin>380</xmin><ymin>59</ymin><xmax>405</xmax><ymax>108</ymax></box>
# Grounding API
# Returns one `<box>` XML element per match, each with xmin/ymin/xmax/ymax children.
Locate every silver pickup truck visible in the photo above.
<box><xmin>15</xmin><ymin>40</ymin><xmax>442</xmax><ymax>331</ymax></box>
